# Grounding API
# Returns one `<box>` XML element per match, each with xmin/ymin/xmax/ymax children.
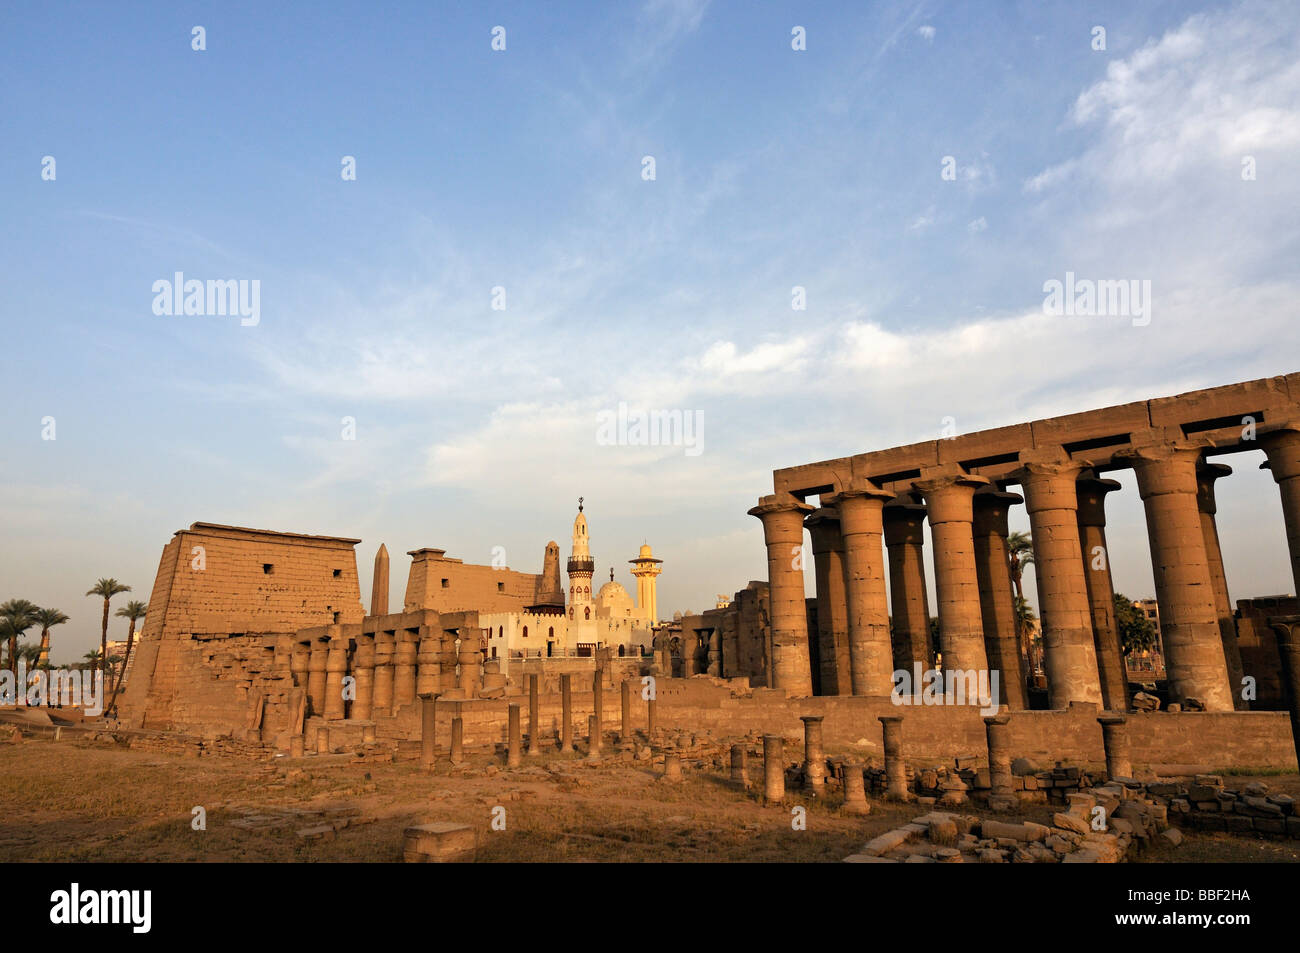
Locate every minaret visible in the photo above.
<box><xmin>629</xmin><ymin>543</ymin><xmax>663</xmax><ymax>624</ymax></box>
<box><xmin>371</xmin><ymin>543</ymin><xmax>389</xmax><ymax>616</ymax></box>
<box><xmin>567</xmin><ymin>498</ymin><xmax>595</xmax><ymax>616</ymax></box>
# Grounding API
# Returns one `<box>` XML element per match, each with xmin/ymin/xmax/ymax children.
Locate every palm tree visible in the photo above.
<box><xmin>1006</xmin><ymin>532</ymin><xmax>1035</xmax><ymax>673</ymax></box>
<box><xmin>33</xmin><ymin>607</ymin><xmax>69</xmax><ymax>669</ymax></box>
<box><xmin>105</xmin><ymin>600</ymin><xmax>146</xmax><ymax>713</ymax></box>
<box><xmin>0</xmin><ymin>599</ymin><xmax>41</xmax><ymax>674</ymax></box>
<box><xmin>1014</xmin><ymin>596</ymin><xmax>1040</xmax><ymax>674</ymax></box>
<box><xmin>81</xmin><ymin>650</ymin><xmax>101</xmax><ymax>672</ymax></box>
<box><xmin>86</xmin><ymin>579</ymin><xmax>130</xmax><ymax>685</ymax></box>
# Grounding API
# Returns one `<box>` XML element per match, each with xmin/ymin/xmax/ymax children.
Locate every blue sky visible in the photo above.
<box><xmin>3</xmin><ymin>0</ymin><xmax>1298</xmax><ymax>663</ymax></box>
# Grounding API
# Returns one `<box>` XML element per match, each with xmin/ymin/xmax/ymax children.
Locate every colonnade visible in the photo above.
<box><xmin>750</xmin><ymin>423</ymin><xmax>1300</xmax><ymax>712</ymax></box>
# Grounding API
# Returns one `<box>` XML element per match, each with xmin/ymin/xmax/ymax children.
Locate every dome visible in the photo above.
<box><xmin>638</xmin><ymin>543</ymin><xmax>653</xmax><ymax>558</ymax></box>
<box><xmin>597</xmin><ymin>579</ymin><xmax>634</xmax><ymax>610</ymax></box>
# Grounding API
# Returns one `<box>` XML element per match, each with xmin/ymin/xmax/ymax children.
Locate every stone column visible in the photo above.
<box><xmin>438</xmin><ymin>630</ymin><xmax>458</xmax><ymax>692</ymax></box>
<box><xmin>762</xmin><ymin>735</ymin><xmax>785</xmax><ymax>804</ymax></box>
<box><xmin>662</xmin><ymin>748</ymin><xmax>682</xmax><ymax>781</ymax></box>
<box><xmin>372</xmin><ymin>631</ymin><xmax>395</xmax><ymax>715</ymax></box>
<box><xmin>1197</xmin><ymin>460</ymin><xmax>1248</xmax><ymax>709</ymax></box>
<box><xmin>306</xmin><ymin>638</ymin><xmax>328</xmax><ymax>717</ymax></box>
<box><xmin>730</xmin><ymin>744</ymin><xmax>748</xmax><ymax>787</ymax></box>
<box><xmin>290</xmin><ymin>640</ymin><xmax>311</xmax><ymax>703</ymax></box>
<box><xmin>527</xmin><ymin>674</ymin><xmax>540</xmax><ymax>756</ymax></box>
<box><xmin>316</xmin><ymin>726</ymin><xmax>330</xmax><ymax>755</ymax></box>
<box><xmin>1266</xmin><ymin>619</ymin><xmax>1300</xmax><ymax>776</ymax></box>
<box><xmin>449</xmin><ymin>715</ymin><xmax>464</xmax><ymax>765</ymax></box>
<box><xmin>878</xmin><ymin>715</ymin><xmax>908</xmax><ymax>801</ymax></box>
<box><xmin>620</xmin><ymin>679</ymin><xmax>632</xmax><ymax>744</ymax></box>
<box><xmin>971</xmin><ymin>488</ymin><xmax>1028</xmax><ymax>709</ymax></box>
<box><xmin>800</xmin><ymin>715</ymin><xmax>825</xmax><ymax>792</ymax></box>
<box><xmin>1075</xmin><ymin>473</ymin><xmax>1129</xmax><ymax>711</ymax></box>
<box><xmin>842</xmin><ymin>763</ymin><xmax>870</xmax><ymax>815</ymax></box>
<box><xmin>804</xmin><ymin>508</ymin><xmax>851</xmax><ymax>695</ymax></box>
<box><xmin>914</xmin><ymin>470</ymin><xmax>991</xmax><ymax>676</ymax></box>
<box><xmin>456</xmin><ymin>635</ymin><xmax>480</xmax><ymax>697</ymax></box>
<box><xmin>1097</xmin><ymin>714</ymin><xmax>1132</xmax><ymax>781</ymax></box>
<box><xmin>647</xmin><ymin>691</ymin><xmax>658</xmax><ymax>735</ymax></box>
<box><xmin>1014</xmin><ymin>458</ymin><xmax>1103</xmax><ymax>708</ymax></box>
<box><xmin>560</xmin><ymin>673</ymin><xmax>574</xmax><ymax>752</ymax></box>
<box><xmin>1119</xmin><ymin>440</ymin><xmax>1233</xmax><ymax>710</ymax></box>
<box><xmin>324</xmin><ymin>636</ymin><xmax>348</xmax><ymax>720</ymax></box>
<box><xmin>982</xmin><ymin>710</ymin><xmax>1014</xmax><ymax>811</ymax></box>
<box><xmin>507</xmin><ymin>703</ymin><xmax>522</xmax><ymax>768</ymax></box>
<box><xmin>748</xmin><ymin>495</ymin><xmax>816</xmax><ymax>696</ymax></box>
<box><xmin>394</xmin><ymin>631</ymin><xmax>417</xmax><ymax>708</ymax></box>
<box><xmin>1261</xmin><ymin>426</ymin><xmax>1300</xmax><ymax>596</ymax></box>
<box><xmin>420</xmin><ymin>693</ymin><xmax>438</xmax><ymax>767</ymax></box>
<box><xmin>351</xmin><ymin>633</ymin><xmax>375</xmax><ymax>721</ymax></box>
<box><xmin>592</xmin><ymin>669</ymin><xmax>604</xmax><ymax>740</ymax></box>
<box><xmin>415</xmin><ymin>631</ymin><xmax>440</xmax><ymax>698</ymax></box>
<box><xmin>883</xmin><ymin>499</ymin><xmax>933</xmax><ymax>674</ymax></box>
<box><xmin>587</xmin><ymin>715</ymin><xmax>601</xmax><ymax>760</ymax></box>
<box><xmin>827</xmin><ymin>485</ymin><xmax>896</xmax><ymax>696</ymax></box>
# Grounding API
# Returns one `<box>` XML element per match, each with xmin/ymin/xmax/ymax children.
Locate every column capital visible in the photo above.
<box><xmin>1076</xmin><ymin>472</ymin><xmax>1123</xmax><ymax>528</ymax></box>
<box><xmin>882</xmin><ymin>499</ymin><xmax>928</xmax><ymax>546</ymax></box>
<box><xmin>748</xmin><ymin>493</ymin><xmax>814</xmax><ymax>520</ymax></box>
<box><xmin>913</xmin><ymin>465</ymin><xmax>990</xmax><ymax>495</ymax></box>
<box><xmin>803</xmin><ymin>507</ymin><xmax>840</xmax><ymax>546</ymax></box>
<box><xmin>826</xmin><ymin>483</ymin><xmax>894</xmax><ymax>537</ymax></box>
<box><xmin>825</xmin><ymin>478</ymin><xmax>895</xmax><ymax>504</ymax></box>
<box><xmin>1260</xmin><ymin>422</ymin><xmax>1300</xmax><ymax>483</ymax></box>
<box><xmin>982</xmin><ymin>711</ymin><xmax>1011</xmax><ymax>727</ymax></box>
<box><xmin>1097</xmin><ymin>713</ymin><xmax>1127</xmax><ymax>727</ymax></box>
<box><xmin>972</xmin><ymin>487</ymin><xmax>1023</xmax><ymax>538</ymax></box>
<box><xmin>1195</xmin><ymin>458</ymin><xmax>1232</xmax><ymax>515</ymax></box>
<box><xmin>749</xmin><ymin>494</ymin><xmax>814</xmax><ymax>544</ymax></box>
<box><xmin>803</xmin><ymin>506</ymin><xmax>840</xmax><ymax>529</ymax></box>
<box><xmin>1114</xmin><ymin>434</ymin><xmax>1213</xmax><ymax>467</ymax></box>
<box><xmin>1115</xmin><ymin>436</ymin><xmax>1213</xmax><ymax>498</ymax></box>
<box><xmin>1011</xmin><ymin>448</ymin><xmax>1092</xmax><ymax>481</ymax></box>
<box><xmin>914</xmin><ymin>467</ymin><xmax>990</xmax><ymax>524</ymax></box>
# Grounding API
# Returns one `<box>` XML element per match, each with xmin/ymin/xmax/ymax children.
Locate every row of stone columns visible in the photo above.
<box><xmin>425</xmin><ymin>674</ymin><xmax>648</xmax><ymax>767</ymax></box>
<box><xmin>295</xmin><ymin>626</ymin><xmax>499</xmax><ymax>720</ymax></box>
<box><xmin>751</xmin><ymin>427</ymin><xmax>1298</xmax><ymax>711</ymax></box>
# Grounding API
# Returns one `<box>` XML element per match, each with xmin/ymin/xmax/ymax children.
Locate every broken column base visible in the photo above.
<box><xmin>987</xmin><ymin>794</ymin><xmax>1019</xmax><ymax>813</ymax></box>
<box><xmin>403</xmin><ymin>822</ymin><xmax>476</xmax><ymax>863</ymax></box>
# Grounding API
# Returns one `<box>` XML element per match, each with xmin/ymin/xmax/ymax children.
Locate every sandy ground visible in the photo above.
<box><xmin>2</xmin><ymin>735</ymin><xmax>1297</xmax><ymax>862</ymax></box>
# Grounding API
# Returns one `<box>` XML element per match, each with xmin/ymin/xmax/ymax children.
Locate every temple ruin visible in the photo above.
<box><xmin>747</xmin><ymin>373</ymin><xmax>1300</xmax><ymax>718</ymax></box>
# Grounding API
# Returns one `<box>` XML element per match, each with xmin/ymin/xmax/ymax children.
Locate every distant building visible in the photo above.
<box><xmin>1125</xmin><ymin>597</ymin><xmax>1165</xmax><ymax>680</ymax></box>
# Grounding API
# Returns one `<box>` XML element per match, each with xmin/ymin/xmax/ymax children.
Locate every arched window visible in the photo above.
<box><xmin>584</xmin><ymin>606</ymin><xmax>591</xmax><ymax>620</ymax></box>
<box><xmin>523</xmin><ymin>625</ymin><xmax>528</xmax><ymax>638</ymax></box>
<box><xmin>497</xmin><ymin>626</ymin><xmax>503</xmax><ymax>638</ymax></box>
<box><xmin>548</xmin><ymin>626</ymin><xmax>554</xmax><ymax>638</ymax></box>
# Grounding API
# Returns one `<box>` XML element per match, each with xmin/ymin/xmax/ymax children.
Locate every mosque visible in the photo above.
<box><xmin>481</xmin><ymin>500</ymin><xmax>662</xmax><ymax>661</ymax></box>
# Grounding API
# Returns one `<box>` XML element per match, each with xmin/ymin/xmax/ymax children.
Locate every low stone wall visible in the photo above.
<box><xmin>302</xmin><ymin>675</ymin><xmax>1297</xmax><ymax>772</ymax></box>
<box><xmin>651</xmin><ymin>680</ymin><xmax>1299</xmax><ymax>772</ymax></box>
